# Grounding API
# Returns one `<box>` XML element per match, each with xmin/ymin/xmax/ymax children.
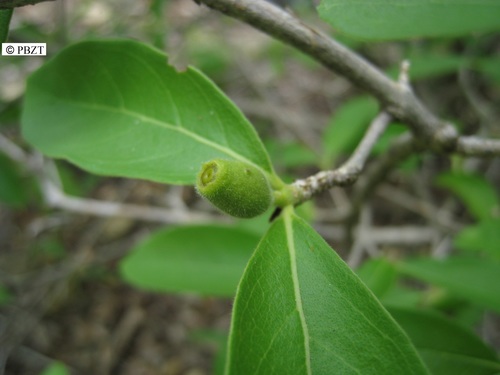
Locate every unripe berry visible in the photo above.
<box><xmin>196</xmin><ymin>159</ymin><xmax>273</xmax><ymax>218</ymax></box>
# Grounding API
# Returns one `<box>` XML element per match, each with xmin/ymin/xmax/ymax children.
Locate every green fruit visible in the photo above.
<box><xmin>196</xmin><ymin>159</ymin><xmax>273</xmax><ymax>218</ymax></box>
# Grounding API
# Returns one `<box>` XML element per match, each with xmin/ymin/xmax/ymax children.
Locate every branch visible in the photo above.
<box><xmin>456</xmin><ymin>136</ymin><xmax>500</xmax><ymax>157</ymax></box>
<box><xmin>0</xmin><ymin>133</ymin><xmax>223</xmax><ymax>225</ymax></box>
<box><xmin>196</xmin><ymin>0</ymin><xmax>500</xmax><ymax>157</ymax></box>
<box><xmin>38</xmin><ymin>177</ymin><xmax>220</xmax><ymax>224</ymax></box>
<box><xmin>291</xmin><ymin>111</ymin><xmax>392</xmax><ymax>204</ymax></box>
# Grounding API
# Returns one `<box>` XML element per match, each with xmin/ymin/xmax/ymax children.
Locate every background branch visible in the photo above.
<box><xmin>457</xmin><ymin>136</ymin><xmax>500</xmax><ymax>156</ymax></box>
<box><xmin>196</xmin><ymin>0</ymin><xmax>500</xmax><ymax>157</ymax></box>
<box><xmin>348</xmin><ymin>133</ymin><xmax>419</xmax><ymax>222</ymax></box>
<box><xmin>0</xmin><ymin>133</ymin><xmax>223</xmax><ymax>225</ymax></box>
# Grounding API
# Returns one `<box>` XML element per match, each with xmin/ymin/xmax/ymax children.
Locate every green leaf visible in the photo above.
<box><xmin>318</xmin><ymin>0</ymin><xmax>500</xmax><ymax>41</ymax></box>
<box><xmin>21</xmin><ymin>40</ymin><xmax>274</xmax><ymax>185</ymax></box>
<box><xmin>380</xmin><ymin>285</ymin><xmax>423</xmax><ymax>309</ymax></box>
<box><xmin>398</xmin><ymin>256</ymin><xmax>500</xmax><ymax>313</ymax></box>
<box><xmin>264</xmin><ymin>139</ymin><xmax>318</xmax><ymax>169</ymax></box>
<box><xmin>388</xmin><ymin>307</ymin><xmax>500</xmax><ymax>375</ymax></box>
<box><xmin>226</xmin><ymin>207</ymin><xmax>428</xmax><ymax>374</ymax></box>
<box><xmin>0</xmin><ymin>153</ymin><xmax>30</xmax><ymax>207</ymax></box>
<box><xmin>356</xmin><ymin>257</ymin><xmax>398</xmax><ymax>298</ymax></box>
<box><xmin>436</xmin><ymin>172</ymin><xmax>499</xmax><ymax>220</ymax></box>
<box><xmin>322</xmin><ymin>96</ymin><xmax>378</xmax><ymax>167</ymax></box>
<box><xmin>39</xmin><ymin>362</ymin><xmax>70</xmax><ymax>375</ymax></box>
<box><xmin>371</xmin><ymin>123</ymin><xmax>407</xmax><ymax>156</ymax></box>
<box><xmin>0</xmin><ymin>98</ymin><xmax>21</xmax><ymax>127</ymax></box>
<box><xmin>120</xmin><ymin>225</ymin><xmax>260</xmax><ymax>297</ymax></box>
<box><xmin>454</xmin><ymin>219</ymin><xmax>500</xmax><ymax>259</ymax></box>
<box><xmin>56</xmin><ymin>162</ymin><xmax>100</xmax><ymax>197</ymax></box>
<box><xmin>0</xmin><ymin>284</ymin><xmax>12</xmax><ymax>306</ymax></box>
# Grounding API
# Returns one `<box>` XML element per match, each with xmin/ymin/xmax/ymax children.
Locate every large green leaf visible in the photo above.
<box><xmin>318</xmin><ymin>0</ymin><xmax>500</xmax><ymax>41</ymax></box>
<box><xmin>389</xmin><ymin>307</ymin><xmax>500</xmax><ymax>375</ymax></box>
<box><xmin>226</xmin><ymin>207</ymin><xmax>428</xmax><ymax>374</ymax></box>
<box><xmin>436</xmin><ymin>172</ymin><xmax>499</xmax><ymax>220</ymax></box>
<box><xmin>120</xmin><ymin>225</ymin><xmax>260</xmax><ymax>297</ymax></box>
<box><xmin>399</xmin><ymin>256</ymin><xmax>500</xmax><ymax>313</ymax></box>
<box><xmin>22</xmin><ymin>40</ymin><xmax>274</xmax><ymax>185</ymax></box>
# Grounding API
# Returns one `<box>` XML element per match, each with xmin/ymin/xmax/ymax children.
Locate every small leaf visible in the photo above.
<box><xmin>120</xmin><ymin>225</ymin><xmax>260</xmax><ymax>297</ymax></box>
<box><xmin>0</xmin><ymin>284</ymin><xmax>12</xmax><ymax>306</ymax></box>
<box><xmin>389</xmin><ymin>307</ymin><xmax>500</xmax><ymax>375</ymax></box>
<box><xmin>436</xmin><ymin>172</ymin><xmax>499</xmax><ymax>220</ymax></box>
<box><xmin>39</xmin><ymin>362</ymin><xmax>70</xmax><ymax>375</ymax></box>
<box><xmin>371</xmin><ymin>123</ymin><xmax>407</xmax><ymax>156</ymax></box>
<box><xmin>0</xmin><ymin>153</ymin><xmax>30</xmax><ymax>207</ymax></box>
<box><xmin>318</xmin><ymin>0</ymin><xmax>500</xmax><ymax>41</ymax></box>
<box><xmin>56</xmin><ymin>161</ymin><xmax>100</xmax><ymax>197</ymax></box>
<box><xmin>380</xmin><ymin>285</ymin><xmax>423</xmax><ymax>309</ymax></box>
<box><xmin>0</xmin><ymin>98</ymin><xmax>21</xmax><ymax>127</ymax></box>
<box><xmin>454</xmin><ymin>219</ymin><xmax>500</xmax><ymax>259</ymax></box>
<box><xmin>356</xmin><ymin>257</ymin><xmax>398</xmax><ymax>298</ymax></box>
<box><xmin>475</xmin><ymin>58</ymin><xmax>500</xmax><ymax>85</ymax></box>
<box><xmin>398</xmin><ymin>256</ymin><xmax>500</xmax><ymax>313</ymax></box>
<box><xmin>322</xmin><ymin>96</ymin><xmax>378</xmax><ymax>167</ymax></box>
<box><xmin>22</xmin><ymin>40</ymin><xmax>274</xmax><ymax>185</ymax></box>
<box><xmin>226</xmin><ymin>208</ymin><xmax>428</xmax><ymax>374</ymax></box>
<box><xmin>264</xmin><ymin>139</ymin><xmax>318</xmax><ymax>169</ymax></box>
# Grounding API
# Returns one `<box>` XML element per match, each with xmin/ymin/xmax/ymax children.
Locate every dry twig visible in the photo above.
<box><xmin>0</xmin><ymin>133</ymin><xmax>223</xmax><ymax>225</ymax></box>
<box><xmin>196</xmin><ymin>0</ymin><xmax>500</xmax><ymax>159</ymax></box>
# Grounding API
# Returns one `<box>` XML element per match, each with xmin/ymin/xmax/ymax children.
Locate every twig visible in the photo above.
<box><xmin>456</xmin><ymin>136</ymin><xmax>500</xmax><ymax>157</ymax></box>
<box><xmin>39</xmin><ymin>177</ymin><xmax>220</xmax><ymax>224</ymax></box>
<box><xmin>98</xmin><ymin>303</ymin><xmax>145</xmax><ymax>375</ymax></box>
<box><xmin>344</xmin><ymin>133</ymin><xmax>420</xmax><ymax>241</ymax></box>
<box><xmin>459</xmin><ymin>67</ymin><xmax>497</xmax><ymax>131</ymax></box>
<box><xmin>376</xmin><ymin>184</ymin><xmax>459</xmax><ymax>232</ymax></box>
<box><xmin>0</xmin><ymin>133</ymin><xmax>29</xmax><ymax>164</ymax></box>
<box><xmin>291</xmin><ymin>111</ymin><xmax>392</xmax><ymax>204</ymax></box>
<box><xmin>315</xmin><ymin>223</ymin><xmax>440</xmax><ymax>247</ymax></box>
<box><xmin>397</xmin><ymin>60</ymin><xmax>411</xmax><ymax>91</ymax></box>
<box><xmin>196</xmin><ymin>0</ymin><xmax>500</xmax><ymax>157</ymax></box>
<box><xmin>347</xmin><ymin>206</ymin><xmax>377</xmax><ymax>268</ymax></box>
<box><xmin>0</xmin><ymin>133</ymin><xmax>224</xmax><ymax>224</ymax></box>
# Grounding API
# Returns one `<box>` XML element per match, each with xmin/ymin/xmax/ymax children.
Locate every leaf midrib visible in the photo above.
<box><xmin>284</xmin><ymin>208</ymin><xmax>312</xmax><ymax>375</ymax></box>
<box><xmin>48</xmin><ymin>96</ymin><xmax>271</xmax><ymax>176</ymax></box>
